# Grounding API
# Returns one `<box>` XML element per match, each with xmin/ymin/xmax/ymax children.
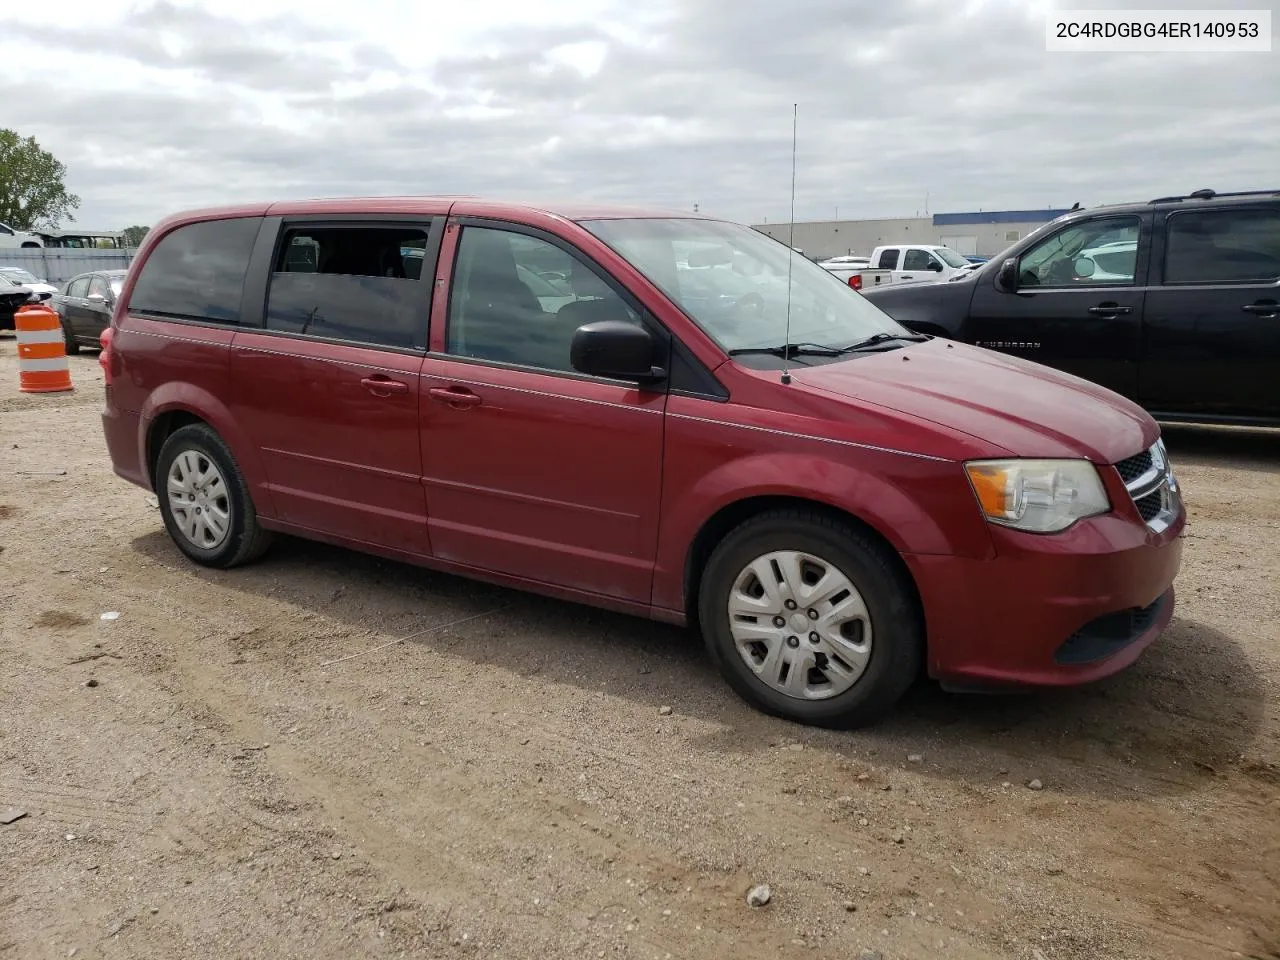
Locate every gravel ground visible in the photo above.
<box><xmin>1</xmin><ymin>336</ymin><xmax>1277</xmax><ymax>960</ymax></box>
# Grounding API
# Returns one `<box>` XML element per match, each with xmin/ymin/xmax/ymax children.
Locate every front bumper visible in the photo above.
<box><xmin>907</xmin><ymin>506</ymin><xmax>1185</xmax><ymax>689</ymax></box>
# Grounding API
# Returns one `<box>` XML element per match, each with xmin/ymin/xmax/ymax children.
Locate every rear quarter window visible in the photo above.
<box><xmin>127</xmin><ymin>217</ymin><xmax>261</xmax><ymax>323</ymax></box>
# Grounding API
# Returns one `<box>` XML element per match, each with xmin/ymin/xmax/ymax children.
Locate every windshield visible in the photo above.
<box><xmin>933</xmin><ymin>248</ymin><xmax>969</xmax><ymax>268</ymax></box>
<box><xmin>1</xmin><ymin>268</ymin><xmax>38</xmax><ymax>283</ymax></box>
<box><xmin>581</xmin><ymin>218</ymin><xmax>909</xmax><ymax>353</ymax></box>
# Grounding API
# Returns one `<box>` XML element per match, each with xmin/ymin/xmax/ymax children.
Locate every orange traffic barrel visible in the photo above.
<box><xmin>15</xmin><ymin>302</ymin><xmax>74</xmax><ymax>393</ymax></box>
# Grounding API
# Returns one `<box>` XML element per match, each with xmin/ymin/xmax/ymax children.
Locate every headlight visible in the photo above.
<box><xmin>965</xmin><ymin>459</ymin><xmax>1109</xmax><ymax>533</ymax></box>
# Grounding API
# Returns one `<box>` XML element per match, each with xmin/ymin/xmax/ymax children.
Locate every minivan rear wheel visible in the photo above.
<box><xmin>698</xmin><ymin>509</ymin><xmax>922</xmax><ymax>728</ymax></box>
<box><xmin>155</xmin><ymin>424</ymin><xmax>272</xmax><ymax>568</ymax></box>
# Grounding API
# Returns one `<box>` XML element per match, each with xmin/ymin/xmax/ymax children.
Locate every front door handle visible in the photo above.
<box><xmin>1088</xmin><ymin>303</ymin><xmax>1133</xmax><ymax>316</ymax></box>
<box><xmin>1242</xmin><ymin>301</ymin><xmax>1279</xmax><ymax>316</ymax></box>
<box><xmin>428</xmin><ymin>386</ymin><xmax>482</xmax><ymax>409</ymax></box>
<box><xmin>899</xmin><ymin>275</ymin><xmax>913</xmax><ymax>280</ymax></box>
<box><xmin>361</xmin><ymin>375</ymin><xmax>409</xmax><ymax>397</ymax></box>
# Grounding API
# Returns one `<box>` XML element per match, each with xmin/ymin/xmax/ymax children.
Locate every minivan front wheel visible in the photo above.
<box><xmin>155</xmin><ymin>424</ymin><xmax>272</xmax><ymax>568</ymax></box>
<box><xmin>699</xmin><ymin>509</ymin><xmax>922</xmax><ymax>728</ymax></box>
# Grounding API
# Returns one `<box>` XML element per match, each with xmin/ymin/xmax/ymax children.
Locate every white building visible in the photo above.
<box><xmin>752</xmin><ymin>208</ymin><xmax>1073</xmax><ymax>260</ymax></box>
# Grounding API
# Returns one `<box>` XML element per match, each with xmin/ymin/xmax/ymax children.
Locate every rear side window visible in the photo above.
<box><xmin>67</xmin><ymin>276</ymin><xmax>90</xmax><ymax>298</ymax></box>
<box><xmin>128</xmin><ymin>217</ymin><xmax>259</xmax><ymax>323</ymax></box>
<box><xmin>876</xmin><ymin>248</ymin><xmax>899</xmax><ymax>270</ymax></box>
<box><xmin>1164</xmin><ymin>208</ymin><xmax>1280</xmax><ymax>284</ymax></box>
<box><xmin>265</xmin><ymin>224</ymin><xmax>431</xmax><ymax>350</ymax></box>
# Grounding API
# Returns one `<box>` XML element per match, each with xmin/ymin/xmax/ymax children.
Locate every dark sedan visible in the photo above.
<box><xmin>53</xmin><ymin>269</ymin><xmax>128</xmax><ymax>352</ymax></box>
<box><xmin>1</xmin><ymin>275</ymin><xmax>48</xmax><ymax>330</ymax></box>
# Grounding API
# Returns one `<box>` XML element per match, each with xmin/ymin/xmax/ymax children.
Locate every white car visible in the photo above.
<box><xmin>0</xmin><ymin>222</ymin><xmax>44</xmax><ymax>249</ymax></box>
<box><xmin>1073</xmin><ymin>240</ymin><xmax>1138</xmax><ymax>282</ymax></box>
<box><xmin>0</xmin><ymin>266</ymin><xmax>58</xmax><ymax>296</ymax></box>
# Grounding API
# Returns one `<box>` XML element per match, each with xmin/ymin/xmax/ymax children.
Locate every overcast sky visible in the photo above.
<box><xmin>2</xmin><ymin>0</ymin><xmax>1276</xmax><ymax>229</ymax></box>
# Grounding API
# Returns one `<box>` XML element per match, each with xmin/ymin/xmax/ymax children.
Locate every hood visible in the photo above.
<box><xmin>789</xmin><ymin>339</ymin><xmax>1156</xmax><ymax>464</ymax></box>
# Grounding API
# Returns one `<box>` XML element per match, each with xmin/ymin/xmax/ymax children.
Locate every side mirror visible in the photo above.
<box><xmin>996</xmin><ymin>257</ymin><xmax>1020</xmax><ymax>292</ymax></box>
<box><xmin>1073</xmin><ymin>256</ymin><xmax>1097</xmax><ymax>278</ymax></box>
<box><xmin>927</xmin><ymin>260</ymin><xmax>943</xmax><ymax>272</ymax></box>
<box><xmin>570</xmin><ymin>320</ymin><xmax>665</xmax><ymax>383</ymax></box>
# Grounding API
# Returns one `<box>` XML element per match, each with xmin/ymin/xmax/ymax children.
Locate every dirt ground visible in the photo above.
<box><xmin>1</xmin><ymin>336</ymin><xmax>1277</xmax><ymax>960</ymax></box>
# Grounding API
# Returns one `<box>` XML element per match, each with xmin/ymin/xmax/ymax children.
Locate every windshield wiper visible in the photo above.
<box><xmin>838</xmin><ymin>332</ymin><xmax>929</xmax><ymax>352</ymax></box>
<box><xmin>727</xmin><ymin>341</ymin><xmax>847</xmax><ymax>358</ymax></box>
<box><xmin>728</xmin><ymin>333</ymin><xmax>929</xmax><ymax>360</ymax></box>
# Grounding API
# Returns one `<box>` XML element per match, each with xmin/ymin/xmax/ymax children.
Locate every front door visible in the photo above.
<box><xmin>1141</xmin><ymin>205</ymin><xmax>1280</xmax><ymax>421</ymax></box>
<box><xmin>964</xmin><ymin>213</ymin><xmax>1147</xmax><ymax>399</ymax></box>
<box><xmin>78</xmin><ymin>275</ymin><xmax>114</xmax><ymax>341</ymax></box>
<box><xmin>228</xmin><ymin>218</ymin><xmax>440</xmax><ymax>555</ymax></box>
<box><xmin>419</xmin><ymin>221</ymin><xmax>666</xmax><ymax>603</ymax></box>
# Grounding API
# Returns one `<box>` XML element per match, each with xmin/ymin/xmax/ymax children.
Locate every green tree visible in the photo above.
<box><xmin>121</xmin><ymin>225</ymin><xmax>150</xmax><ymax>247</ymax></box>
<box><xmin>0</xmin><ymin>129</ymin><xmax>80</xmax><ymax>230</ymax></box>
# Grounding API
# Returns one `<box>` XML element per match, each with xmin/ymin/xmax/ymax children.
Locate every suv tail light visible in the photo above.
<box><xmin>99</xmin><ymin>327</ymin><xmax>114</xmax><ymax>384</ymax></box>
<box><xmin>848</xmin><ymin>274</ymin><xmax>863</xmax><ymax>292</ymax></box>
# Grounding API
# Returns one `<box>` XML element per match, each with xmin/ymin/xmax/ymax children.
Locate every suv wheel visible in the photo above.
<box><xmin>155</xmin><ymin>424</ymin><xmax>272</xmax><ymax>568</ymax></box>
<box><xmin>698</xmin><ymin>509</ymin><xmax>922</xmax><ymax>728</ymax></box>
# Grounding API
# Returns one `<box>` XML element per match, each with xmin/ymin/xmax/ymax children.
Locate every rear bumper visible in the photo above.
<box><xmin>908</xmin><ymin>509</ymin><xmax>1185</xmax><ymax>688</ymax></box>
<box><xmin>101</xmin><ymin>401</ymin><xmax>149</xmax><ymax>490</ymax></box>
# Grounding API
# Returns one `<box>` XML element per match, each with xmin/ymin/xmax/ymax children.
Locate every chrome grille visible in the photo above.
<box><xmin>1114</xmin><ymin>450</ymin><xmax>1154</xmax><ymax>485</ymax></box>
<box><xmin>1114</xmin><ymin>439</ymin><xmax>1179</xmax><ymax>533</ymax></box>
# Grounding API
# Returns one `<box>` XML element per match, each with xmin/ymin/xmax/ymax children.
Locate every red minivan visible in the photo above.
<box><xmin>99</xmin><ymin>198</ymin><xmax>1185</xmax><ymax>727</ymax></box>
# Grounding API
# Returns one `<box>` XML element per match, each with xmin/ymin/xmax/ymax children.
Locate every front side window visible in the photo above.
<box><xmin>128</xmin><ymin>217</ymin><xmax>260</xmax><ymax>323</ymax></box>
<box><xmin>0</xmin><ymin>223</ymin><xmax>13</xmax><ymax>236</ymax></box>
<box><xmin>1017</xmin><ymin>216</ymin><xmax>1140</xmax><ymax>287</ymax></box>
<box><xmin>1164</xmin><ymin>208</ymin><xmax>1280</xmax><ymax>284</ymax></box>
<box><xmin>265</xmin><ymin>224</ymin><xmax>431</xmax><ymax>350</ymax></box>
<box><xmin>446</xmin><ymin>226</ymin><xmax>640</xmax><ymax>374</ymax></box>
<box><xmin>582</xmin><ymin>218</ymin><xmax>911</xmax><ymax>356</ymax></box>
<box><xmin>902</xmin><ymin>249</ymin><xmax>936</xmax><ymax>271</ymax></box>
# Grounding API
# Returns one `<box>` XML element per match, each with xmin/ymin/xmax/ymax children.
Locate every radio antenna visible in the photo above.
<box><xmin>782</xmin><ymin>103</ymin><xmax>798</xmax><ymax>386</ymax></box>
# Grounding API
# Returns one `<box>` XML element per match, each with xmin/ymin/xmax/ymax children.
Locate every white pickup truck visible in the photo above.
<box><xmin>821</xmin><ymin>244</ymin><xmax>970</xmax><ymax>291</ymax></box>
<box><xmin>817</xmin><ymin>255</ymin><xmax>893</xmax><ymax>292</ymax></box>
<box><xmin>0</xmin><ymin>221</ymin><xmax>44</xmax><ymax>248</ymax></box>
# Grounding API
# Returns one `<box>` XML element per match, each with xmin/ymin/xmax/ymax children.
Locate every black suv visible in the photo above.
<box><xmin>862</xmin><ymin>188</ymin><xmax>1280</xmax><ymax>426</ymax></box>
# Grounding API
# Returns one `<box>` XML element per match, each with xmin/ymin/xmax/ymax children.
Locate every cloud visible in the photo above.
<box><xmin>0</xmin><ymin>0</ymin><xmax>1275</xmax><ymax>228</ymax></box>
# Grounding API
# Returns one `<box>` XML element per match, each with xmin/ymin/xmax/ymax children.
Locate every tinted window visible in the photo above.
<box><xmin>902</xmin><ymin>249</ymin><xmax>934</xmax><ymax>271</ymax></box>
<box><xmin>128</xmin><ymin>218</ymin><xmax>259</xmax><ymax>323</ymax></box>
<box><xmin>1017</xmin><ymin>216</ymin><xmax>1140</xmax><ymax>287</ymax></box>
<box><xmin>68</xmin><ymin>277</ymin><xmax>90</xmax><ymax>298</ymax></box>
<box><xmin>0</xmin><ymin>224</ymin><xmax>12</xmax><ymax>236</ymax></box>
<box><xmin>447</xmin><ymin>226</ymin><xmax>639</xmax><ymax>374</ymax></box>
<box><xmin>876</xmin><ymin>248</ymin><xmax>899</xmax><ymax>270</ymax></box>
<box><xmin>266</xmin><ymin>224</ymin><xmax>431</xmax><ymax>349</ymax></box>
<box><xmin>1165</xmin><ymin>208</ymin><xmax>1280</xmax><ymax>284</ymax></box>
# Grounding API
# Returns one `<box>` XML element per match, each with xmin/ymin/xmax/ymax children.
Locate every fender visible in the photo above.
<box><xmin>650</xmin><ymin>447</ymin><xmax>995</xmax><ymax>614</ymax></box>
<box><xmin>138</xmin><ymin>381</ymin><xmax>279</xmax><ymax>519</ymax></box>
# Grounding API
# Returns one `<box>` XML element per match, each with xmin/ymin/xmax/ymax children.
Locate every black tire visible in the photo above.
<box><xmin>698</xmin><ymin>508</ymin><xmax>923</xmax><ymax>729</ymax></box>
<box><xmin>59</xmin><ymin>315</ymin><xmax>80</xmax><ymax>354</ymax></box>
<box><xmin>155</xmin><ymin>423</ymin><xmax>273</xmax><ymax>568</ymax></box>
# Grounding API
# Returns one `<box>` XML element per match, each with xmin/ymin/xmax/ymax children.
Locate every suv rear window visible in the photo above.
<box><xmin>127</xmin><ymin>217</ymin><xmax>260</xmax><ymax>323</ymax></box>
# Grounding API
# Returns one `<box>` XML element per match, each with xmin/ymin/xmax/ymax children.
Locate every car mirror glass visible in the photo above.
<box><xmin>1073</xmin><ymin>256</ymin><xmax>1097</xmax><ymax>278</ymax></box>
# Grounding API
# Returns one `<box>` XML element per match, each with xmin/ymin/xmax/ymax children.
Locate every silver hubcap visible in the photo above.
<box><xmin>728</xmin><ymin>550</ymin><xmax>872</xmax><ymax>701</ymax></box>
<box><xmin>167</xmin><ymin>450</ymin><xmax>231</xmax><ymax>550</ymax></box>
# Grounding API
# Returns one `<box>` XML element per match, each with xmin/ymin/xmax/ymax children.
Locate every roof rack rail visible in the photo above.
<box><xmin>1150</xmin><ymin>188</ymin><xmax>1280</xmax><ymax>204</ymax></box>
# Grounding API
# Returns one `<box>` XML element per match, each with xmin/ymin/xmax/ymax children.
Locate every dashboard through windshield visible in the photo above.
<box><xmin>581</xmin><ymin>217</ymin><xmax>910</xmax><ymax>357</ymax></box>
